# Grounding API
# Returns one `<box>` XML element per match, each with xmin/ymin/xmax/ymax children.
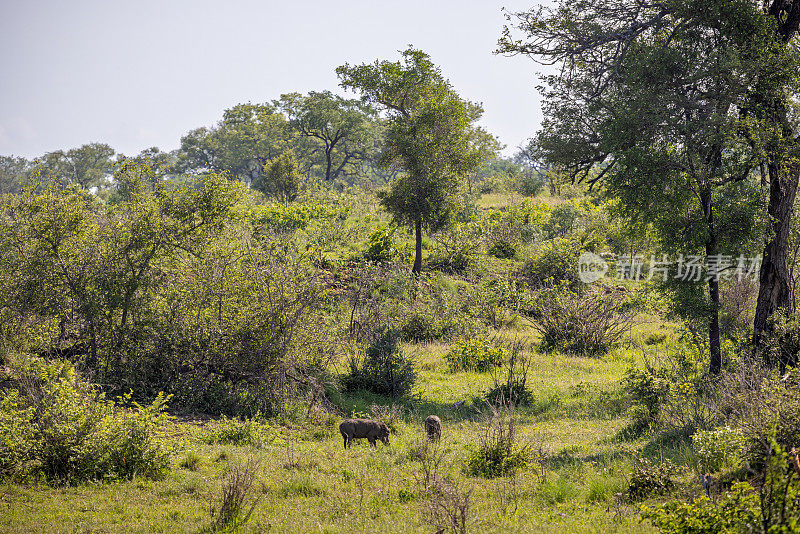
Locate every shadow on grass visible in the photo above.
<box><xmin>333</xmin><ymin>386</ymin><xmax>568</xmax><ymax>426</ymax></box>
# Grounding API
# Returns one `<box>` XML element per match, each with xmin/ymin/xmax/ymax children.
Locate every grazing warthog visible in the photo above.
<box><xmin>424</xmin><ymin>415</ymin><xmax>442</xmax><ymax>441</ymax></box>
<box><xmin>339</xmin><ymin>418</ymin><xmax>390</xmax><ymax>449</ymax></box>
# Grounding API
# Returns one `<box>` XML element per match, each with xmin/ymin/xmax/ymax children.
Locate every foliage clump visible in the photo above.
<box><xmin>627</xmin><ymin>456</ymin><xmax>676</xmax><ymax>501</ymax></box>
<box><xmin>342</xmin><ymin>329</ymin><xmax>417</xmax><ymax>398</ymax></box>
<box><xmin>623</xmin><ymin>365</ymin><xmax>671</xmax><ymax>432</ymax></box>
<box><xmin>692</xmin><ymin>427</ymin><xmax>746</xmax><ymax>474</ymax></box>
<box><xmin>463</xmin><ymin>406</ymin><xmax>535</xmax><ymax>478</ymax></box>
<box><xmin>204</xmin><ymin>416</ymin><xmax>282</xmax><ymax>448</ymax></box>
<box><xmin>249</xmin><ymin>201</ymin><xmax>345</xmax><ymax>233</ymax></box>
<box><xmin>445</xmin><ymin>338</ymin><xmax>506</xmax><ymax>372</ymax></box>
<box><xmin>0</xmin><ymin>356</ymin><xmax>172</xmax><ymax>484</ymax></box>
<box><xmin>527</xmin><ymin>284</ymin><xmax>636</xmax><ymax>354</ymax></box>
<box><xmin>522</xmin><ymin>237</ymin><xmax>583</xmax><ymax>287</ymax></box>
<box><xmin>363</xmin><ymin>225</ymin><xmax>400</xmax><ymax>263</ymax></box>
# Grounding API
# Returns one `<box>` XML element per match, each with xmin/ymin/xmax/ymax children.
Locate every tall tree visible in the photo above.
<box><xmin>32</xmin><ymin>143</ymin><xmax>115</xmax><ymax>189</ymax></box>
<box><xmin>337</xmin><ymin>47</ymin><xmax>497</xmax><ymax>274</ymax></box>
<box><xmin>277</xmin><ymin>91</ymin><xmax>380</xmax><ymax>183</ymax></box>
<box><xmin>0</xmin><ymin>156</ymin><xmax>30</xmax><ymax>195</ymax></box>
<box><xmin>176</xmin><ymin>103</ymin><xmax>291</xmax><ymax>185</ymax></box>
<box><xmin>750</xmin><ymin>1</ymin><xmax>800</xmax><ymax>366</ymax></box>
<box><xmin>499</xmin><ymin>0</ymin><xmax>794</xmax><ymax>372</ymax></box>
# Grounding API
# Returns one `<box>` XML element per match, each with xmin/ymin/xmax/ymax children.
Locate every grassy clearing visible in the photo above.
<box><xmin>0</xmin><ymin>321</ymin><xmax>681</xmax><ymax>533</ymax></box>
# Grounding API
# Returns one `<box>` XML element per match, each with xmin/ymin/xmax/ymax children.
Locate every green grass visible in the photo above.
<box><xmin>0</xmin><ymin>324</ymin><xmax>677</xmax><ymax>533</ymax></box>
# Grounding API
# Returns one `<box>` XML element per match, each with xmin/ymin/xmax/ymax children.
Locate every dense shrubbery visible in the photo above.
<box><xmin>643</xmin><ymin>440</ymin><xmax>800</xmax><ymax>533</ymax></box>
<box><xmin>0</xmin><ymin>169</ymin><xmax>335</xmax><ymax>418</ymax></box>
<box><xmin>527</xmin><ymin>284</ymin><xmax>636</xmax><ymax>354</ymax></box>
<box><xmin>249</xmin><ymin>201</ymin><xmax>347</xmax><ymax>233</ymax></box>
<box><xmin>0</xmin><ymin>356</ymin><xmax>172</xmax><ymax>484</ymax></box>
<box><xmin>445</xmin><ymin>338</ymin><xmax>506</xmax><ymax>372</ymax></box>
<box><xmin>204</xmin><ymin>416</ymin><xmax>283</xmax><ymax>448</ymax></box>
<box><xmin>463</xmin><ymin>407</ymin><xmax>535</xmax><ymax>478</ymax></box>
<box><xmin>364</xmin><ymin>225</ymin><xmax>400</xmax><ymax>262</ymax></box>
<box><xmin>342</xmin><ymin>329</ymin><xmax>417</xmax><ymax>397</ymax></box>
<box><xmin>692</xmin><ymin>427</ymin><xmax>746</xmax><ymax>474</ymax></box>
<box><xmin>627</xmin><ymin>456</ymin><xmax>676</xmax><ymax>501</ymax></box>
<box><xmin>522</xmin><ymin>237</ymin><xmax>583</xmax><ymax>287</ymax></box>
<box><xmin>624</xmin><ymin>365</ymin><xmax>671</xmax><ymax>431</ymax></box>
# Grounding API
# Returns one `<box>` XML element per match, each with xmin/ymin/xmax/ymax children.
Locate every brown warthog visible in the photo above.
<box><xmin>424</xmin><ymin>415</ymin><xmax>442</xmax><ymax>441</ymax></box>
<box><xmin>339</xmin><ymin>418</ymin><xmax>390</xmax><ymax>449</ymax></box>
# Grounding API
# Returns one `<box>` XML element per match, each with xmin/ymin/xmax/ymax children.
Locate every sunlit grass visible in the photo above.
<box><xmin>0</xmin><ymin>322</ymin><xmax>678</xmax><ymax>533</ymax></box>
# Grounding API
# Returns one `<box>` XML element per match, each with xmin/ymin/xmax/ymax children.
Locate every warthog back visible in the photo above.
<box><xmin>339</xmin><ymin>418</ymin><xmax>390</xmax><ymax>448</ymax></box>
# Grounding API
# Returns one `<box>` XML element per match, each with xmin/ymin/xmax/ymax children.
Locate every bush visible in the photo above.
<box><xmin>641</xmin><ymin>482</ymin><xmax>758</xmax><ymax>534</ymax></box>
<box><xmin>204</xmin><ymin>416</ymin><xmax>282</xmax><ymax>448</ymax></box>
<box><xmin>485</xmin><ymin>342</ymin><xmax>533</xmax><ymax>406</ymax></box>
<box><xmin>522</xmin><ymin>237</ymin><xmax>583</xmax><ymax>287</ymax></box>
<box><xmin>692</xmin><ymin>427</ymin><xmax>745</xmax><ymax>474</ymax></box>
<box><xmin>342</xmin><ymin>329</ymin><xmax>417</xmax><ymax>398</ymax></box>
<box><xmin>627</xmin><ymin>456</ymin><xmax>676</xmax><ymax>501</ymax></box>
<box><xmin>400</xmin><ymin>312</ymin><xmax>445</xmax><ymax>342</ymax></box>
<box><xmin>428</xmin><ymin>224</ymin><xmax>481</xmax><ymax>274</ymax></box>
<box><xmin>543</xmin><ymin>202</ymin><xmax>582</xmax><ymax>239</ymax></box>
<box><xmin>0</xmin><ymin>356</ymin><xmax>172</xmax><ymax>484</ymax></box>
<box><xmin>517</xmin><ymin>171</ymin><xmax>545</xmax><ymax>197</ymax></box>
<box><xmin>364</xmin><ymin>225</ymin><xmax>399</xmax><ymax>263</ymax></box>
<box><xmin>527</xmin><ymin>284</ymin><xmax>636</xmax><ymax>355</ymax></box>
<box><xmin>642</xmin><ymin>441</ymin><xmax>800</xmax><ymax>533</ymax></box>
<box><xmin>488</xmin><ymin>238</ymin><xmax>518</xmax><ymax>259</ymax></box>
<box><xmin>463</xmin><ymin>407</ymin><xmax>535</xmax><ymax>478</ymax></box>
<box><xmin>711</xmin><ymin>364</ymin><xmax>800</xmax><ymax>468</ymax></box>
<box><xmin>445</xmin><ymin>338</ymin><xmax>506</xmax><ymax>373</ymax></box>
<box><xmin>249</xmin><ymin>201</ymin><xmax>344</xmax><ymax>233</ymax></box>
<box><xmin>624</xmin><ymin>366</ymin><xmax>671</xmax><ymax>431</ymax></box>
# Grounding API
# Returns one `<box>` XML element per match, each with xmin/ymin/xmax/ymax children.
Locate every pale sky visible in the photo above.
<box><xmin>0</xmin><ymin>0</ymin><xmax>545</xmax><ymax>159</ymax></box>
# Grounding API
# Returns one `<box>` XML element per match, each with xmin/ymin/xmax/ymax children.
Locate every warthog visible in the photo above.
<box><xmin>339</xmin><ymin>418</ymin><xmax>390</xmax><ymax>449</ymax></box>
<box><xmin>424</xmin><ymin>415</ymin><xmax>442</xmax><ymax>441</ymax></box>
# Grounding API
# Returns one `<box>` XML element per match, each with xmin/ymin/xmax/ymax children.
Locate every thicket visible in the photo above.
<box><xmin>0</xmin><ymin>165</ymin><xmax>336</xmax><ymax>418</ymax></box>
<box><xmin>0</xmin><ymin>356</ymin><xmax>171</xmax><ymax>484</ymax></box>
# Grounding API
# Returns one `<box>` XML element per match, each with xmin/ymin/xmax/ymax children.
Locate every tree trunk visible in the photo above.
<box><xmin>702</xmin><ymin>188</ymin><xmax>722</xmax><ymax>374</ymax></box>
<box><xmin>753</xmin><ymin>160</ymin><xmax>800</xmax><ymax>367</ymax></box>
<box><xmin>413</xmin><ymin>218</ymin><xmax>422</xmax><ymax>276</ymax></box>
<box><xmin>752</xmin><ymin>0</ymin><xmax>800</xmax><ymax>367</ymax></box>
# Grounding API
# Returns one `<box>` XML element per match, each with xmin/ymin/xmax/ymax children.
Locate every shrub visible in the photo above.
<box><xmin>364</xmin><ymin>225</ymin><xmax>399</xmax><ymax>263</ymax></box>
<box><xmin>445</xmin><ymin>338</ymin><xmax>506</xmax><ymax>373</ymax></box>
<box><xmin>401</xmin><ymin>312</ymin><xmax>445</xmax><ymax>342</ymax></box>
<box><xmin>517</xmin><ymin>171</ymin><xmax>545</xmax><ymax>197</ymax></box>
<box><xmin>624</xmin><ymin>366</ymin><xmax>671</xmax><ymax>431</ymax></box>
<box><xmin>463</xmin><ymin>406</ymin><xmax>535</xmax><ymax>478</ymax></box>
<box><xmin>543</xmin><ymin>202</ymin><xmax>582</xmax><ymax>239</ymax></box>
<box><xmin>527</xmin><ymin>284</ymin><xmax>636</xmax><ymax>355</ymax></box>
<box><xmin>627</xmin><ymin>456</ymin><xmax>676</xmax><ymax>501</ymax></box>
<box><xmin>692</xmin><ymin>427</ymin><xmax>746</xmax><ymax>474</ymax></box>
<box><xmin>429</xmin><ymin>224</ymin><xmax>481</xmax><ymax>274</ymax></box>
<box><xmin>0</xmin><ymin>356</ymin><xmax>172</xmax><ymax>484</ymax></box>
<box><xmin>522</xmin><ymin>237</ymin><xmax>583</xmax><ymax>287</ymax></box>
<box><xmin>342</xmin><ymin>329</ymin><xmax>417</xmax><ymax>398</ymax></box>
<box><xmin>641</xmin><ymin>482</ymin><xmax>759</xmax><ymax>534</ymax></box>
<box><xmin>711</xmin><ymin>364</ymin><xmax>800</xmax><ymax>468</ymax></box>
<box><xmin>642</xmin><ymin>441</ymin><xmax>800</xmax><ymax>534</ymax></box>
<box><xmin>484</xmin><ymin>342</ymin><xmax>533</xmax><ymax>406</ymax></box>
<box><xmin>210</xmin><ymin>457</ymin><xmax>261</xmax><ymax>532</ymax></box>
<box><xmin>249</xmin><ymin>201</ymin><xmax>344</xmax><ymax>233</ymax></box>
<box><xmin>204</xmin><ymin>416</ymin><xmax>281</xmax><ymax>448</ymax></box>
<box><xmin>488</xmin><ymin>238</ymin><xmax>518</xmax><ymax>259</ymax></box>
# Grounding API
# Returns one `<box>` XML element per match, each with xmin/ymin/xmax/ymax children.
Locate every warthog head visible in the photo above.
<box><xmin>379</xmin><ymin>423</ymin><xmax>390</xmax><ymax>445</ymax></box>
